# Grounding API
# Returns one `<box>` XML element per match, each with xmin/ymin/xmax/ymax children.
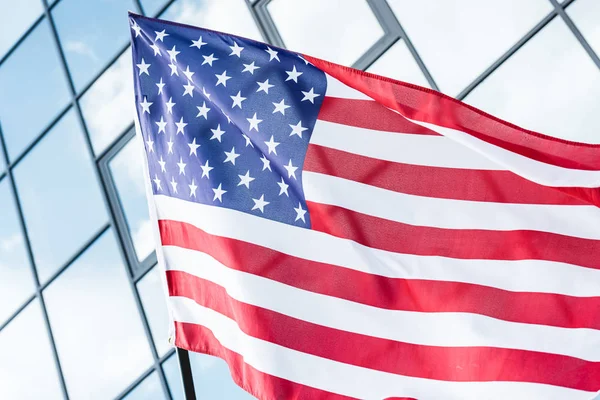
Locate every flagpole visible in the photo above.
<box><xmin>176</xmin><ymin>348</ymin><xmax>197</xmax><ymax>399</ymax></box>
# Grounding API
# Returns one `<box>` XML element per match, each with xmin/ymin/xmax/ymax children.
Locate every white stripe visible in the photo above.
<box><xmin>170</xmin><ymin>296</ymin><xmax>594</xmax><ymax>400</ymax></box>
<box><xmin>154</xmin><ymin>195</ymin><xmax>600</xmax><ymax>297</ymax></box>
<box><xmin>165</xmin><ymin>246</ymin><xmax>600</xmax><ymax>362</ymax></box>
<box><xmin>324</xmin><ymin>73</ymin><xmax>600</xmax><ymax>188</ymax></box>
<box><xmin>325</xmin><ymin>74</ymin><xmax>371</xmax><ymax>100</ymax></box>
<box><xmin>303</xmin><ymin>171</ymin><xmax>600</xmax><ymax>240</ymax></box>
<box><xmin>310</xmin><ymin>119</ymin><xmax>503</xmax><ymax>170</ymax></box>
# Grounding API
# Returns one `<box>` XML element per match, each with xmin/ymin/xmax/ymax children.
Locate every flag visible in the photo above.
<box><xmin>129</xmin><ymin>12</ymin><xmax>600</xmax><ymax>400</ymax></box>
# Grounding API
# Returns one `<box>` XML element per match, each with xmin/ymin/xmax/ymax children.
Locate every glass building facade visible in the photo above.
<box><xmin>0</xmin><ymin>0</ymin><xmax>599</xmax><ymax>398</ymax></box>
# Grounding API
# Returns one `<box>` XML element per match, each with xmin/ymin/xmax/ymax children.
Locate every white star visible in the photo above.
<box><xmin>230</xmin><ymin>91</ymin><xmax>246</xmax><ymax>109</ymax></box>
<box><xmin>188</xmin><ymin>138</ymin><xmax>200</xmax><ymax>156</ymax></box>
<box><xmin>284</xmin><ymin>159</ymin><xmax>298</xmax><ymax>179</ymax></box>
<box><xmin>202</xmin><ymin>87</ymin><xmax>211</xmax><ymax>99</ymax></box>
<box><xmin>131</xmin><ymin>21</ymin><xmax>141</xmax><ymax>37</ymax></box>
<box><xmin>156</xmin><ymin>77</ymin><xmax>165</xmax><ymax>94</ymax></box>
<box><xmin>189</xmin><ymin>179</ymin><xmax>198</xmax><ymax>198</ymax></box>
<box><xmin>242</xmin><ymin>61</ymin><xmax>260</xmax><ymax>74</ymax></box>
<box><xmin>285</xmin><ymin>65</ymin><xmax>303</xmax><ymax>83</ymax></box>
<box><xmin>224</xmin><ymin>147</ymin><xmax>240</xmax><ymax>165</ymax></box>
<box><xmin>277</xmin><ymin>177</ymin><xmax>289</xmax><ymax>196</ymax></box>
<box><xmin>167</xmin><ymin>137</ymin><xmax>174</xmax><ymax>154</ymax></box>
<box><xmin>158</xmin><ymin>156</ymin><xmax>166</xmax><ymax>172</ymax></box>
<box><xmin>167</xmin><ymin>45</ymin><xmax>180</xmax><ymax>61</ymax></box>
<box><xmin>137</xmin><ymin>58</ymin><xmax>150</xmax><ymax>76</ymax></box>
<box><xmin>201</xmin><ymin>160</ymin><xmax>213</xmax><ymax>178</ymax></box>
<box><xmin>169</xmin><ymin>176</ymin><xmax>178</xmax><ymax>193</ymax></box>
<box><xmin>196</xmin><ymin>101</ymin><xmax>210</xmax><ymax>119</ymax></box>
<box><xmin>251</xmin><ymin>194</ymin><xmax>270</xmax><ymax>213</ymax></box>
<box><xmin>256</xmin><ymin>79</ymin><xmax>274</xmax><ymax>94</ymax></box>
<box><xmin>215</xmin><ymin>70</ymin><xmax>231</xmax><ymax>87</ymax></box>
<box><xmin>182</xmin><ymin>66</ymin><xmax>195</xmax><ymax>81</ymax></box>
<box><xmin>229</xmin><ymin>41</ymin><xmax>244</xmax><ymax>57</ymax></box>
<box><xmin>140</xmin><ymin>97</ymin><xmax>152</xmax><ymax>114</ymax></box>
<box><xmin>190</xmin><ymin>36</ymin><xmax>207</xmax><ymax>49</ymax></box>
<box><xmin>175</xmin><ymin>117</ymin><xmax>187</xmax><ymax>135</ymax></box>
<box><xmin>301</xmin><ymin>87</ymin><xmax>320</xmax><ymax>103</ymax></box>
<box><xmin>242</xmin><ymin>133</ymin><xmax>254</xmax><ymax>147</ymax></box>
<box><xmin>183</xmin><ymin>81</ymin><xmax>194</xmax><ymax>97</ymax></box>
<box><xmin>264</xmin><ymin>135</ymin><xmax>280</xmax><ymax>155</ymax></box>
<box><xmin>247</xmin><ymin>113</ymin><xmax>262</xmax><ymax>132</ymax></box>
<box><xmin>165</xmin><ymin>97</ymin><xmax>175</xmax><ymax>114</ymax></box>
<box><xmin>294</xmin><ymin>203</ymin><xmax>307</xmax><ymax>223</ymax></box>
<box><xmin>289</xmin><ymin>120</ymin><xmax>308</xmax><ymax>138</ymax></box>
<box><xmin>210</xmin><ymin>124</ymin><xmax>225</xmax><ymax>142</ymax></box>
<box><xmin>146</xmin><ymin>137</ymin><xmax>154</xmax><ymax>153</ymax></box>
<box><xmin>212</xmin><ymin>183</ymin><xmax>227</xmax><ymax>202</ymax></box>
<box><xmin>202</xmin><ymin>53</ymin><xmax>218</xmax><ymax>66</ymax></box>
<box><xmin>153</xmin><ymin>174</ymin><xmax>162</xmax><ymax>190</ymax></box>
<box><xmin>155</xmin><ymin>29</ymin><xmax>169</xmax><ymax>42</ymax></box>
<box><xmin>168</xmin><ymin>62</ymin><xmax>178</xmax><ymax>76</ymax></box>
<box><xmin>177</xmin><ymin>157</ymin><xmax>187</xmax><ymax>175</ymax></box>
<box><xmin>272</xmin><ymin>99</ymin><xmax>290</xmax><ymax>115</ymax></box>
<box><xmin>150</xmin><ymin>43</ymin><xmax>161</xmax><ymax>56</ymax></box>
<box><xmin>237</xmin><ymin>170</ymin><xmax>255</xmax><ymax>189</ymax></box>
<box><xmin>155</xmin><ymin>116</ymin><xmax>167</xmax><ymax>134</ymax></box>
<box><xmin>265</xmin><ymin>47</ymin><xmax>280</xmax><ymax>62</ymax></box>
<box><xmin>260</xmin><ymin>154</ymin><xmax>271</xmax><ymax>171</ymax></box>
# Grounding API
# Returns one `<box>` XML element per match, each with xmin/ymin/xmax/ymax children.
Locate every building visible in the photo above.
<box><xmin>1</xmin><ymin>0</ymin><xmax>599</xmax><ymax>399</ymax></box>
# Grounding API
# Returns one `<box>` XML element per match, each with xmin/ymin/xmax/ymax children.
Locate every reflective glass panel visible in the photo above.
<box><xmin>141</xmin><ymin>0</ymin><xmax>169</xmax><ymax>17</ymax></box>
<box><xmin>44</xmin><ymin>230</ymin><xmax>154</xmax><ymax>400</ymax></box>
<box><xmin>52</xmin><ymin>0</ymin><xmax>137</xmax><ymax>91</ymax></box>
<box><xmin>466</xmin><ymin>17</ymin><xmax>600</xmax><ymax>143</ymax></box>
<box><xmin>388</xmin><ymin>0</ymin><xmax>552</xmax><ymax>95</ymax></box>
<box><xmin>567</xmin><ymin>0</ymin><xmax>600</xmax><ymax>56</ymax></box>
<box><xmin>0</xmin><ymin>0</ymin><xmax>43</xmax><ymax>59</ymax></box>
<box><xmin>0</xmin><ymin>20</ymin><xmax>71</xmax><ymax>161</ymax></box>
<box><xmin>160</xmin><ymin>0</ymin><xmax>262</xmax><ymax>41</ymax></box>
<box><xmin>0</xmin><ymin>300</ymin><xmax>63</xmax><ymax>400</ymax></box>
<box><xmin>123</xmin><ymin>371</ymin><xmax>166</xmax><ymax>400</ymax></box>
<box><xmin>190</xmin><ymin>352</ymin><xmax>257</xmax><ymax>399</ymax></box>
<box><xmin>0</xmin><ymin>179</ymin><xmax>35</xmax><ymax>325</ymax></box>
<box><xmin>109</xmin><ymin>135</ymin><xmax>154</xmax><ymax>262</ymax></box>
<box><xmin>268</xmin><ymin>0</ymin><xmax>384</xmax><ymax>66</ymax></box>
<box><xmin>162</xmin><ymin>353</ymin><xmax>184</xmax><ymax>400</ymax></box>
<box><xmin>13</xmin><ymin>110</ymin><xmax>107</xmax><ymax>283</ymax></box>
<box><xmin>137</xmin><ymin>264</ymin><xmax>172</xmax><ymax>356</ymax></box>
<box><xmin>80</xmin><ymin>48</ymin><xmax>135</xmax><ymax>155</ymax></box>
<box><xmin>367</xmin><ymin>40</ymin><xmax>429</xmax><ymax>87</ymax></box>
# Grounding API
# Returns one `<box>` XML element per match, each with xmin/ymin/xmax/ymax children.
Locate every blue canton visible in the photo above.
<box><xmin>130</xmin><ymin>13</ymin><xmax>326</xmax><ymax>228</ymax></box>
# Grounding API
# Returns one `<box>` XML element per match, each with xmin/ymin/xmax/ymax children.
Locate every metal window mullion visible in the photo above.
<box><xmin>40</xmin><ymin>0</ymin><xmax>173</xmax><ymax>399</ymax></box>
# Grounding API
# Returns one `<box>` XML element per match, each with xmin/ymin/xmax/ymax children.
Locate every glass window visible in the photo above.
<box><xmin>160</xmin><ymin>0</ymin><xmax>262</xmax><ymax>41</ymax></box>
<box><xmin>109</xmin><ymin>135</ymin><xmax>155</xmax><ymax>262</ymax></box>
<box><xmin>387</xmin><ymin>0</ymin><xmax>553</xmax><ymax>96</ymax></box>
<box><xmin>268</xmin><ymin>0</ymin><xmax>384</xmax><ymax>66</ymax></box>
<box><xmin>567</xmin><ymin>0</ymin><xmax>600</xmax><ymax>56</ymax></box>
<box><xmin>367</xmin><ymin>40</ymin><xmax>429</xmax><ymax>87</ymax></box>
<box><xmin>162</xmin><ymin>353</ymin><xmax>184</xmax><ymax>400</ymax></box>
<box><xmin>52</xmin><ymin>0</ymin><xmax>137</xmax><ymax>91</ymax></box>
<box><xmin>0</xmin><ymin>19</ymin><xmax>71</xmax><ymax>161</ymax></box>
<box><xmin>0</xmin><ymin>300</ymin><xmax>63</xmax><ymax>400</ymax></box>
<box><xmin>80</xmin><ymin>48</ymin><xmax>135</xmax><ymax>156</ymax></box>
<box><xmin>141</xmin><ymin>0</ymin><xmax>169</xmax><ymax>17</ymax></box>
<box><xmin>189</xmin><ymin>352</ymin><xmax>257</xmax><ymax>399</ymax></box>
<box><xmin>137</xmin><ymin>265</ymin><xmax>172</xmax><ymax>356</ymax></box>
<box><xmin>13</xmin><ymin>110</ymin><xmax>108</xmax><ymax>283</ymax></box>
<box><xmin>0</xmin><ymin>179</ymin><xmax>35</xmax><ymax>326</ymax></box>
<box><xmin>0</xmin><ymin>0</ymin><xmax>43</xmax><ymax>59</ymax></box>
<box><xmin>123</xmin><ymin>372</ymin><xmax>166</xmax><ymax>400</ymax></box>
<box><xmin>43</xmin><ymin>230</ymin><xmax>154</xmax><ymax>400</ymax></box>
<box><xmin>465</xmin><ymin>17</ymin><xmax>600</xmax><ymax>143</ymax></box>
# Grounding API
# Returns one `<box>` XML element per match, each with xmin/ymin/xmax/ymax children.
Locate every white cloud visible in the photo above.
<box><xmin>0</xmin><ymin>233</ymin><xmax>23</xmax><ymax>253</ymax></box>
<box><xmin>132</xmin><ymin>218</ymin><xmax>155</xmax><ymax>261</ymax></box>
<box><xmin>64</xmin><ymin>39</ymin><xmax>99</xmax><ymax>62</ymax></box>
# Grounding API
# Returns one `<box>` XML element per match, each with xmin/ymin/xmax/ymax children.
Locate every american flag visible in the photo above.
<box><xmin>129</xmin><ymin>12</ymin><xmax>600</xmax><ymax>400</ymax></box>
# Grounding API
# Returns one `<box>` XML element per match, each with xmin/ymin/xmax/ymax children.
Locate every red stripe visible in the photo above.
<box><xmin>159</xmin><ymin>219</ymin><xmax>600</xmax><ymax>330</ymax></box>
<box><xmin>317</xmin><ymin>96</ymin><xmax>438</xmax><ymax>135</ymax></box>
<box><xmin>169</xmin><ymin>272</ymin><xmax>600</xmax><ymax>391</ymax></box>
<box><xmin>174</xmin><ymin>321</ymin><xmax>356</xmax><ymax>400</ymax></box>
<box><xmin>306</xmin><ymin>202</ymin><xmax>600</xmax><ymax>271</ymax></box>
<box><xmin>307</xmin><ymin>55</ymin><xmax>600</xmax><ymax>172</ymax></box>
<box><xmin>304</xmin><ymin>144</ymin><xmax>586</xmax><ymax>205</ymax></box>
